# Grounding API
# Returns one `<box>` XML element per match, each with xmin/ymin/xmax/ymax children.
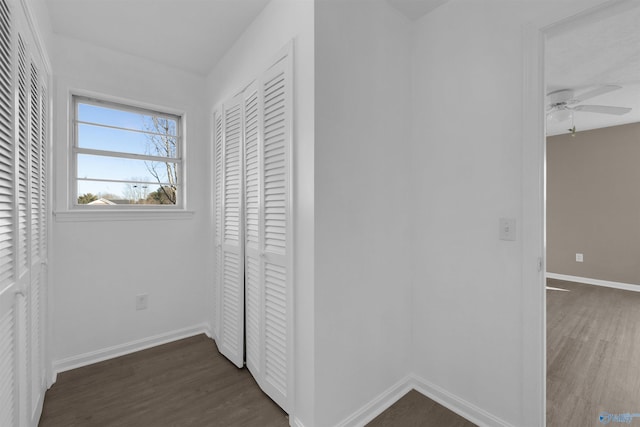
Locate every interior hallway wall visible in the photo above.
<box><xmin>314</xmin><ymin>1</ymin><xmax>413</xmax><ymax>425</ymax></box>
<box><xmin>50</xmin><ymin>34</ymin><xmax>210</xmax><ymax>372</ymax></box>
<box><xmin>410</xmin><ymin>0</ymin><xmax>616</xmax><ymax>425</ymax></box>
<box><xmin>410</xmin><ymin>3</ymin><xmax>524</xmax><ymax>422</ymax></box>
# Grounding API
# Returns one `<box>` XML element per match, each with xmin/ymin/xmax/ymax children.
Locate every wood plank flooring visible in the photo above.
<box><xmin>39</xmin><ymin>335</ymin><xmax>288</xmax><ymax>427</ymax></box>
<box><xmin>367</xmin><ymin>390</ymin><xmax>475</xmax><ymax>427</ymax></box>
<box><xmin>547</xmin><ymin>279</ymin><xmax>640</xmax><ymax>427</ymax></box>
<box><xmin>39</xmin><ymin>334</ymin><xmax>474</xmax><ymax>426</ymax></box>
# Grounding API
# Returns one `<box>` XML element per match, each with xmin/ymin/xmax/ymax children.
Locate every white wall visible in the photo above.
<box><xmin>50</xmin><ymin>35</ymin><xmax>210</xmax><ymax>370</ymax></box>
<box><xmin>205</xmin><ymin>1</ymin><xmax>315</xmax><ymax>425</ymax></box>
<box><xmin>314</xmin><ymin>1</ymin><xmax>413</xmax><ymax>425</ymax></box>
<box><xmin>21</xmin><ymin>0</ymin><xmax>53</xmax><ymax>62</ymax></box>
<box><xmin>410</xmin><ymin>1</ymin><xmax>614</xmax><ymax>425</ymax></box>
<box><xmin>411</xmin><ymin>4</ymin><xmax>523</xmax><ymax>423</ymax></box>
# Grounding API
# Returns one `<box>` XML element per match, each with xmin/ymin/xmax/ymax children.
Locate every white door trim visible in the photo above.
<box><xmin>521</xmin><ymin>1</ymin><xmax>634</xmax><ymax>425</ymax></box>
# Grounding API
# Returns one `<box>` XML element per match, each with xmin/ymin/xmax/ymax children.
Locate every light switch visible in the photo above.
<box><xmin>576</xmin><ymin>253</ymin><xmax>583</xmax><ymax>262</ymax></box>
<box><xmin>499</xmin><ymin>218</ymin><xmax>516</xmax><ymax>241</ymax></box>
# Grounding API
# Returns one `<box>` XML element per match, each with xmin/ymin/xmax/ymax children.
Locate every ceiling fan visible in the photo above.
<box><xmin>546</xmin><ymin>85</ymin><xmax>632</xmax><ymax>121</ymax></box>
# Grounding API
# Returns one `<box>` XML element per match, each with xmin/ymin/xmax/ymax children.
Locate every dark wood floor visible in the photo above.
<box><xmin>39</xmin><ymin>334</ymin><xmax>474</xmax><ymax>426</ymax></box>
<box><xmin>367</xmin><ymin>390</ymin><xmax>475</xmax><ymax>427</ymax></box>
<box><xmin>547</xmin><ymin>279</ymin><xmax>640</xmax><ymax>426</ymax></box>
<box><xmin>39</xmin><ymin>335</ymin><xmax>288</xmax><ymax>427</ymax></box>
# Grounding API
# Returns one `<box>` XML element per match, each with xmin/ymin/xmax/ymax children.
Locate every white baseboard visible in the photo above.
<box><xmin>203</xmin><ymin>323</ymin><xmax>213</xmax><ymax>339</ymax></box>
<box><xmin>30</xmin><ymin>387</ymin><xmax>45</xmax><ymax>427</ymax></box>
<box><xmin>335</xmin><ymin>375</ymin><xmax>414</xmax><ymax>427</ymax></box>
<box><xmin>331</xmin><ymin>374</ymin><xmax>512</xmax><ymax>427</ymax></box>
<box><xmin>290</xmin><ymin>416</ymin><xmax>306</xmax><ymax>427</ymax></box>
<box><xmin>546</xmin><ymin>272</ymin><xmax>640</xmax><ymax>292</ymax></box>
<box><xmin>411</xmin><ymin>375</ymin><xmax>513</xmax><ymax>427</ymax></box>
<box><xmin>52</xmin><ymin>323</ymin><xmax>210</xmax><ymax>377</ymax></box>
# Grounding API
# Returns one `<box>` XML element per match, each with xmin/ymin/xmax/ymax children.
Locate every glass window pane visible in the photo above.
<box><xmin>73</xmin><ymin>96</ymin><xmax>182</xmax><ymax>208</ymax></box>
<box><xmin>77</xmin><ymin>153</ymin><xmax>178</xmax><ymax>185</ymax></box>
<box><xmin>78</xmin><ymin>102</ymin><xmax>177</xmax><ymax>136</ymax></box>
<box><xmin>77</xmin><ymin>180</ymin><xmax>178</xmax><ymax>205</ymax></box>
<box><xmin>78</xmin><ymin>123</ymin><xmax>179</xmax><ymax>158</ymax></box>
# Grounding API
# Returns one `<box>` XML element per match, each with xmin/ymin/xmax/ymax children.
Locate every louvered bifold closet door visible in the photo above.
<box><xmin>36</xmin><ymin>83</ymin><xmax>48</xmax><ymax>415</ymax></box>
<box><xmin>0</xmin><ymin>0</ymin><xmax>18</xmax><ymax>425</ymax></box>
<box><xmin>0</xmin><ymin>0</ymin><xmax>13</xmax><ymax>295</ymax></box>
<box><xmin>218</xmin><ymin>96</ymin><xmax>245</xmax><ymax>368</ymax></box>
<box><xmin>39</xmin><ymin>87</ymin><xmax>46</xmax><ymax>262</ymax></box>
<box><xmin>243</xmin><ymin>82</ymin><xmax>263</xmax><ymax>378</ymax></box>
<box><xmin>212</xmin><ymin>109</ymin><xmax>223</xmax><ymax>341</ymax></box>
<box><xmin>16</xmin><ymin>33</ymin><xmax>30</xmax><ymax>427</ymax></box>
<box><xmin>0</xmin><ymin>288</ymin><xmax>18</xmax><ymax>427</ymax></box>
<box><xmin>257</xmin><ymin>53</ymin><xmax>292</xmax><ymax>412</ymax></box>
<box><xmin>28</xmin><ymin>59</ymin><xmax>43</xmax><ymax>420</ymax></box>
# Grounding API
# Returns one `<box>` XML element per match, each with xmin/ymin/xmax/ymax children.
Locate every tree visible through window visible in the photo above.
<box><xmin>73</xmin><ymin>96</ymin><xmax>182</xmax><ymax>206</ymax></box>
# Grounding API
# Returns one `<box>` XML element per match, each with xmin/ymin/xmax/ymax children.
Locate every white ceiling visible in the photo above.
<box><xmin>546</xmin><ymin>4</ymin><xmax>640</xmax><ymax>136</ymax></box>
<box><xmin>45</xmin><ymin>0</ymin><xmax>271</xmax><ymax>76</ymax></box>
<box><xmin>386</xmin><ymin>0</ymin><xmax>449</xmax><ymax>21</ymax></box>
<box><xmin>44</xmin><ymin>0</ymin><xmax>452</xmax><ymax>75</ymax></box>
<box><xmin>45</xmin><ymin>0</ymin><xmax>639</xmax><ymax>128</ymax></box>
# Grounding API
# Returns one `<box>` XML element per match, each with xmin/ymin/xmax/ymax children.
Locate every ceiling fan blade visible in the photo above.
<box><xmin>572</xmin><ymin>105</ymin><xmax>632</xmax><ymax>115</ymax></box>
<box><xmin>570</xmin><ymin>85</ymin><xmax>621</xmax><ymax>103</ymax></box>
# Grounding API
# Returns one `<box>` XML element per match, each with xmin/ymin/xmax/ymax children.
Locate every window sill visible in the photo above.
<box><xmin>53</xmin><ymin>209</ymin><xmax>195</xmax><ymax>222</ymax></box>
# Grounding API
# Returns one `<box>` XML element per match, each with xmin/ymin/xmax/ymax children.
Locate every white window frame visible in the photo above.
<box><xmin>70</xmin><ymin>94</ymin><xmax>185</xmax><ymax>210</ymax></box>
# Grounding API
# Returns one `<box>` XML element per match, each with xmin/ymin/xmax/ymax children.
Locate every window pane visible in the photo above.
<box><xmin>77</xmin><ymin>153</ymin><xmax>178</xmax><ymax>185</ymax></box>
<box><xmin>77</xmin><ymin>180</ymin><xmax>178</xmax><ymax>205</ymax></box>
<box><xmin>73</xmin><ymin>96</ymin><xmax>182</xmax><ymax>208</ymax></box>
<box><xmin>78</xmin><ymin>102</ymin><xmax>177</xmax><ymax>136</ymax></box>
<box><xmin>78</xmin><ymin>123</ymin><xmax>177</xmax><ymax>158</ymax></box>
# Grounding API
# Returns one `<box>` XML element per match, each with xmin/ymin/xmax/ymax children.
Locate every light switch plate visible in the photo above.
<box><xmin>576</xmin><ymin>253</ymin><xmax>583</xmax><ymax>262</ymax></box>
<box><xmin>499</xmin><ymin>218</ymin><xmax>516</xmax><ymax>241</ymax></box>
<box><xmin>136</xmin><ymin>294</ymin><xmax>148</xmax><ymax>310</ymax></box>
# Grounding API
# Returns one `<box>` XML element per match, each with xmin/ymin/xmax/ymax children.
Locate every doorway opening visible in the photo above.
<box><xmin>543</xmin><ymin>3</ymin><xmax>640</xmax><ymax>425</ymax></box>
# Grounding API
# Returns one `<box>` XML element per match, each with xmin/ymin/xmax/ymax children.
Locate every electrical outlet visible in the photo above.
<box><xmin>136</xmin><ymin>294</ymin><xmax>148</xmax><ymax>310</ymax></box>
<box><xmin>576</xmin><ymin>253</ymin><xmax>584</xmax><ymax>263</ymax></box>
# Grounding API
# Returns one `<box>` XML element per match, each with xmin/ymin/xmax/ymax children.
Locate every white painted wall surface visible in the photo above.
<box><xmin>24</xmin><ymin>0</ymin><xmax>54</xmax><ymax>61</ymax></box>
<box><xmin>410</xmin><ymin>1</ymin><xmax>615</xmax><ymax>425</ymax></box>
<box><xmin>50</xmin><ymin>35</ymin><xmax>210</xmax><ymax>369</ymax></box>
<box><xmin>314</xmin><ymin>1</ymin><xmax>413</xmax><ymax>425</ymax></box>
<box><xmin>411</xmin><ymin>4</ymin><xmax>523</xmax><ymax>423</ymax></box>
<box><xmin>205</xmin><ymin>1</ymin><xmax>315</xmax><ymax>425</ymax></box>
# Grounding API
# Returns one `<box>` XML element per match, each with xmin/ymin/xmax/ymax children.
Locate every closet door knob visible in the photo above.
<box><xmin>14</xmin><ymin>284</ymin><xmax>26</xmax><ymax>297</ymax></box>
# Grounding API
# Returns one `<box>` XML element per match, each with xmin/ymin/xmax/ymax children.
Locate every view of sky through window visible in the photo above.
<box><xmin>75</xmin><ymin>99</ymin><xmax>180</xmax><ymax>205</ymax></box>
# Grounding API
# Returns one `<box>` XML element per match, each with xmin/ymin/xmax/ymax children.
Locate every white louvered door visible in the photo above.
<box><xmin>28</xmin><ymin>58</ymin><xmax>46</xmax><ymax>421</ymax></box>
<box><xmin>0</xmin><ymin>0</ymin><xmax>18</xmax><ymax>424</ymax></box>
<box><xmin>0</xmin><ymin>288</ymin><xmax>18</xmax><ymax>427</ymax></box>
<box><xmin>212</xmin><ymin>109</ymin><xmax>223</xmax><ymax>341</ymax></box>
<box><xmin>218</xmin><ymin>96</ymin><xmax>245</xmax><ymax>368</ymax></box>
<box><xmin>15</xmin><ymin>32</ymin><xmax>30</xmax><ymax>427</ymax></box>
<box><xmin>255</xmin><ymin>53</ymin><xmax>292</xmax><ymax>412</ymax></box>
<box><xmin>0</xmin><ymin>1</ymin><xmax>49</xmax><ymax>424</ymax></box>
<box><xmin>243</xmin><ymin>82</ymin><xmax>263</xmax><ymax>378</ymax></box>
<box><xmin>0</xmin><ymin>0</ymin><xmax>13</xmax><ymax>299</ymax></box>
<box><xmin>214</xmin><ymin>46</ymin><xmax>292</xmax><ymax>413</ymax></box>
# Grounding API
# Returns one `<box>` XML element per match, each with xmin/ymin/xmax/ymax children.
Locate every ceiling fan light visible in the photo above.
<box><xmin>548</xmin><ymin>109</ymin><xmax>571</xmax><ymax>122</ymax></box>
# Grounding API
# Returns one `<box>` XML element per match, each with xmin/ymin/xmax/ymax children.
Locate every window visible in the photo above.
<box><xmin>72</xmin><ymin>96</ymin><xmax>183</xmax><ymax>207</ymax></box>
